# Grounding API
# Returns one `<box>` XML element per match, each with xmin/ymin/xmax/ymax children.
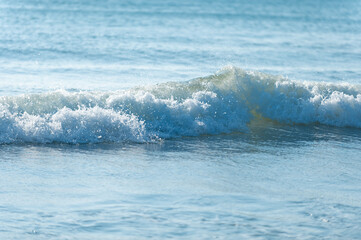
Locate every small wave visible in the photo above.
<box><xmin>1</xmin><ymin>66</ymin><xmax>360</xmax><ymax>144</ymax></box>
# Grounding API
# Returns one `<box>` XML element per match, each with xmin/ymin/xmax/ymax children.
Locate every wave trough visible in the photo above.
<box><xmin>1</xmin><ymin>67</ymin><xmax>361</xmax><ymax>144</ymax></box>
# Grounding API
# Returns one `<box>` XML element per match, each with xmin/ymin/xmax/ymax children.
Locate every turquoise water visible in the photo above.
<box><xmin>1</xmin><ymin>0</ymin><xmax>361</xmax><ymax>239</ymax></box>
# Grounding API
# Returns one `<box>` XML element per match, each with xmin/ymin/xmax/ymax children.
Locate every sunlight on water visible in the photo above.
<box><xmin>1</xmin><ymin>125</ymin><xmax>361</xmax><ymax>238</ymax></box>
<box><xmin>1</xmin><ymin>0</ymin><xmax>361</xmax><ymax>239</ymax></box>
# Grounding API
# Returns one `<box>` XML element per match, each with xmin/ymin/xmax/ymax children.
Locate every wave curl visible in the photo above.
<box><xmin>1</xmin><ymin>66</ymin><xmax>360</xmax><ymax>144</ymax></box>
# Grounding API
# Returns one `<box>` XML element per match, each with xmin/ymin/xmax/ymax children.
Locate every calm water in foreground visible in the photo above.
<box><xmin>2</xmin><ymin>124</ymin><xmax>361</xmax><ymax>239</ymax></box>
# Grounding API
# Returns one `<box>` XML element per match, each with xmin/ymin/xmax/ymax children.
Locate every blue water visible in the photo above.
<box><xmin>1</xmin><ymin>0</ymin><xmax>361</xmax><ymax>239</ymax></box>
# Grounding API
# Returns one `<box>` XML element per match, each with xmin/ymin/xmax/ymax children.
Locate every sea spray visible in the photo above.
<box><xmin>0</xmin><ymin>67</ymin><xmax>360</xmax><ymax>144</ymax></box>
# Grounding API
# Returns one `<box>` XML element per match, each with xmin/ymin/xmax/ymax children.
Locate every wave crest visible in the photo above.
<box><xmin>1</xmin><ymin>66</ymin><xmax>360</xmax><ymax>144</ymax></box>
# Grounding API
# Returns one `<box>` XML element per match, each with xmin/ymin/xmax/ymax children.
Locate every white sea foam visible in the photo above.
<box><xmin>1</xmin><ymin>67</ymin><xmax>360</xmax><ymax>144</ymax></box>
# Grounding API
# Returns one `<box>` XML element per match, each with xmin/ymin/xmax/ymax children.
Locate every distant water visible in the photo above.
<box><xmin>1</xmin><ymin>0</ymin><xmax>361</xmax><ymax>239</ymax></box>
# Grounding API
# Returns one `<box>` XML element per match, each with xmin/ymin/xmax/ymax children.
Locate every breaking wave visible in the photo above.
<box><xmin>1</xmin><ymin>66</ymin><xmax>361</xmax><ymax>144</ymax></box>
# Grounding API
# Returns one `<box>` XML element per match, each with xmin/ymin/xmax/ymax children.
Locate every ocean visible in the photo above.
<box><xmin>1</xmin><ymin>0</ymin><xmax>361</xmax><ymax>239</ymax></box>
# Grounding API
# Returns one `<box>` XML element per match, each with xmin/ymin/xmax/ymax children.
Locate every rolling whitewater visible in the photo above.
<box><xmin>2</xmin><ymin>67</ymin><xmax>361</xmax><ymax>144</ymax></box>
<box><xmin>1</xmin><ymin>0</ymin><xmax>361</xmax><ymax>239</ymax></box>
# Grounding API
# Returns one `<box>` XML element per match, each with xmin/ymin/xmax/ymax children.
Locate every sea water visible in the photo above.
<box><xmin>1</xmin><ymin>0</ymin><xmax>361</xmax><ymax>239</ymax></box>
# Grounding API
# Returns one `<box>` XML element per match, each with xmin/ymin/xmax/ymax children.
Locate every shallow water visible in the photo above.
<box><xmin>1</xmin><ymin>125</ymin><xmax>361</xmax><ymax>239</ymax></box>
<box><xmin>1</xmin><ymin>0</ymin><xmax>361</xmax><ymax>239</ymax></box>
